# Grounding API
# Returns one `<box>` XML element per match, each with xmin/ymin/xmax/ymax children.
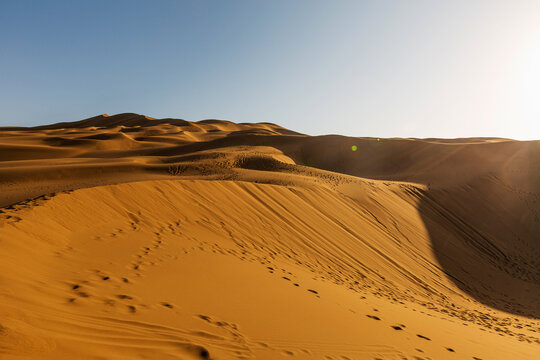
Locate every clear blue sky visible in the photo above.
<box><xmin>1</xmin><ymin>0</ymin><xmax>539</xmax><ymax>139</ymax></box>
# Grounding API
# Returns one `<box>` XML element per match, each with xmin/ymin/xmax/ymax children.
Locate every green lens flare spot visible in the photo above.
<box><xmin>351</xmin><ymin>145</ymin><xmax>358</xmax><ymax>151</ymax></box>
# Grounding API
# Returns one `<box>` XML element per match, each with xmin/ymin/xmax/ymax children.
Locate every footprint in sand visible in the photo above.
<box><xmin>116</xmin><ymin>294</ymin><xmax>133</xmax><ymax>300</ymax></box>
<box><xmin>71</xmin><ymin>284</ymin><xmax>89</xmax><ymax>298</ymax></box>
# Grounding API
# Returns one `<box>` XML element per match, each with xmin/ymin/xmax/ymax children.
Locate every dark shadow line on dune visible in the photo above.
<box><xmin>256</xmin><ymin>135</ymin><xmax>540</xmax><ymax>318</ymax></box>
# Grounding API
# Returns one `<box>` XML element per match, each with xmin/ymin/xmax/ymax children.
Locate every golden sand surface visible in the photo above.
<box><xmin>0</xmin><ymin>113</ymin><xmax>538</xmax><ymax>359</ymax></box>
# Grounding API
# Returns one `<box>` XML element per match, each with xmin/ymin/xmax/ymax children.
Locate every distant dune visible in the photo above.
<box><xmin>0</xmin><ymin>113</ymin><xmax>538</xmax><ymax>359</ymax></box>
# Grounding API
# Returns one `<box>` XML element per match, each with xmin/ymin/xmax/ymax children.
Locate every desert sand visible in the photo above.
<box><xmin>0</xmin><ymin>113</ymin><xmax>538</xmax><ymax>359</ymax></box>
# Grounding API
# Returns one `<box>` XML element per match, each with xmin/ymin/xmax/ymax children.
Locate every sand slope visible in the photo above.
<box><xmin>0</xmin><ymin>114</ymin><xmax>538</xmax><ymax>359</ymax></box>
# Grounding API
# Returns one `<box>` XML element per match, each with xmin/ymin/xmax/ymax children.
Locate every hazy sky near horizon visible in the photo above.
<box><xmin>1</xmin><ymin>0</ymin><xmax>539</xmax><ymax>139</ymax></box>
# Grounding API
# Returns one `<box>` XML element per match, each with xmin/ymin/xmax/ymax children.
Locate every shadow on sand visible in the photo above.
<box><xmin>278</xmin><ymin>136</ymin><xmax>540</xmax><ymax>318</ymax></box>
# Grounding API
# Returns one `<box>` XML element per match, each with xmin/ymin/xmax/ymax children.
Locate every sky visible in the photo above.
<box><xmin>1</xmin><ymin>0</ymin><xmax>539</xmax><ymax>139</ymax></box>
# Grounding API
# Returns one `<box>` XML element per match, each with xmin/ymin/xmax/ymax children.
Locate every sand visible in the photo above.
<box><xmin>0</xmin><ymin>113</ymin><xmax>538</xmax><ymax>359</ymax></box>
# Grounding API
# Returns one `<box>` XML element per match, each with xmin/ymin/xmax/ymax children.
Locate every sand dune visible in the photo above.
<box><xmin>0</xmin><ymin>113</ymin><xmax>538</xmax><ymax>359</ymax></box>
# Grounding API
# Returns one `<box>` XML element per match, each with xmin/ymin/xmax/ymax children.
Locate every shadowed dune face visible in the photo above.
<box><xmin>417</xmin><ymin>144</ymin><xmax>540</xmax><ymax>318</ymax></box>
<box><xmin>0</xmin><ymin>113</ymin><xmax>539</xmax><ymax>358</ymax></box>
<box><xmin>277</xmin><ymin>137</ymin><xmax>540</xmax><ymax>317</ymax></box>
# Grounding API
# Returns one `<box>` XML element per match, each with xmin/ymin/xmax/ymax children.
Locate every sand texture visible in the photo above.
<box><xmin>0</xmin><ymin>113</ymin><xmax>538</xmax><ymax>359</ymax></box>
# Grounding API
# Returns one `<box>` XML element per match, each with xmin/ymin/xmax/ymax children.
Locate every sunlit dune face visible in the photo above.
<box><xmin>0</xmin><ymin>114</ymin><xmax>538</xmax><ymax>360</ymax></box>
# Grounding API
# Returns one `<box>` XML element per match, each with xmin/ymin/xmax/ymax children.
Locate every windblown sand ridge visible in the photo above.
<box><xmin>0</xmin><ymin>113</ymin><xmax>538</xmax><ymax>359</ymax></box>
